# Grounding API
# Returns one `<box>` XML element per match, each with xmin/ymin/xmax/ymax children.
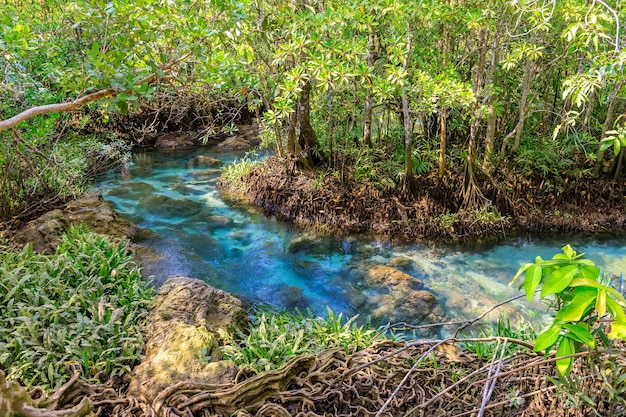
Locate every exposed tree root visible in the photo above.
<box><xmin>19</xmin><ymin>338</ymin><xmax>624</xmax><ymax>417</ymax></box>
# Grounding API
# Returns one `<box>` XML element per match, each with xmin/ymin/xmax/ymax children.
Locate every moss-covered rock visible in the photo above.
<box><xmin>127</xmin><ymin>276</ymin><xmax>249</xmax><ymax>403</ymax></box>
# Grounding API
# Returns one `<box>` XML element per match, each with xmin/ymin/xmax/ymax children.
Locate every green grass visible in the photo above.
<box><xmin>221</xmin><ymin>307</ymin><xmax>385</xmax><ymax>373</ymax></box>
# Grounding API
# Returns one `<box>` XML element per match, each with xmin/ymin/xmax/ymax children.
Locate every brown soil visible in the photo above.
<box><xmin>237</xmin><ymin>156</ymin><xmax>626</xmax><ymax>242</ymax></box>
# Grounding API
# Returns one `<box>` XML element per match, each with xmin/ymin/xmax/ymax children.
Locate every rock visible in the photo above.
<box><xmin>387</xmin><ymin>256</ymin><xmax>414</xmax><ymax>271</ymax></box>
<box><xmin>361</xmin><ymin>264</ymin><xmax>443</xmax><ymax>324</ymax></box>
<box><xmin>365</xmin><ymin>265</ymin><xmax>423</xmax><ymax>292</ymax></box>
<box><xmin>11</xmin><ymin>209</ymin><xmax>68</xmax><ymax>254</ymax></box>
<box><xmin>190</xmin><ymin>169</ymin><xmax>222</xmax><ymax>178</ymax></box>
<box><xmin>128</xmin><ymin>276</ymin><xmax>248</xmax><ymax>403</ymax></box>
<box><xmin>154</xmin><ymin>132</ymin><xmax>196</xmax><ymax>149</ymax></box>
<box><xmin>11</xmin><ymin>193</ymin><xmax>138</xmax><ymax>254</ymax></box>
<box><xmin>65</xmin><ymin>193</ymin><xmax>138</xmax><ymax>238</ymax></box>
<box><xmin>188</xmin><ymin>155</ymin><xmax>223</xmax><ymax>168</ymax></box>
<box><xmin>218</xmin><ymin>135</ymin><xmax>251</xmax><ymax>150</ymax></box>
<box><xmin>139</xmin><ymin>194</ymin><xmax>205</xmax><ymax>218</ymax></box>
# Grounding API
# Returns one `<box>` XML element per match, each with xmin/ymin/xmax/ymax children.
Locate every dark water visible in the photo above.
<box><xmin>91</xmin><ymin>146</ymin><xmax>626</xmax><ymax>331</ymax></box>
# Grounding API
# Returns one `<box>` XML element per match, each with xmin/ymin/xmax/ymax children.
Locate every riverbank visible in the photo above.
<box><xmin>233</xmin><ymin>155</ymin><xmax>626</xmax><ymax>242</ymax></box>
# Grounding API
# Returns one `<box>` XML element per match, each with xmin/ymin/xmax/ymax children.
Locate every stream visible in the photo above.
<box><xmin>91</xmin><ymin>146</ymin><xmax>626</xmax><ymax>335</ymax></box>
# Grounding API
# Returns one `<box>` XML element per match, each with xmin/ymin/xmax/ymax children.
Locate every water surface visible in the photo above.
<box><xmin>92</xmin><ymin>147</ymin><xmax>626</xmax><ymax>333</ymax></box>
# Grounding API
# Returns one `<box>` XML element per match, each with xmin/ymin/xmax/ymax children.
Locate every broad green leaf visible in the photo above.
<box><xmin>534</xmin><ymin>325</ymin><xmax>561</xmax><ymax>352</ymax></box>
<box><xmin>606</xmin><ymin>297</ymin><xmax>626</xmax><ymax>322</ymax></box>
<box><xmin>570</xmin><ymin>279</ymin><xmax>626</xmax><ymax>304</ymax></box>
<box><xmin>555</xmin><ymin>289</ymin><xmax>597</xmax><ymax>322</ymax></box>
<box><xmin>524</xmin><ymin>264</ymin><xmax>542</xmax><ymax>301</ymax></box>
<box><xmin>596</xmin><ymin>289</ymin><xmax>606</xmax><ymax>318</ymax></box>
<box><xmin>556</xmin><ymin>336</ymin><xmax>576</xmax><ymax>375</ymax></box>
<box><xmin>510</xmin><ymin>263</ymin><xmax>531</xmax><ymax>286</ymax></box>
<box><xmin>540</xmin><ymin>265</ymin><xmax>579</xmax><ymax>297</ymax></box>
<box><xmin>562</xmin><ymin>323</ymin><xmax>595</xmax><ymax>348</ymax></box>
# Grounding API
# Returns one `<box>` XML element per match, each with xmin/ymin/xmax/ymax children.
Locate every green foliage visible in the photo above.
<box><xmin>511</xmin><ymin>245</ymin><xmax>626</xmax><ymax>375</ymax></box>
<box><xmin>220</xmin><ymin>153</ymin><xmax>261</xmax><ymax>193</ymax></box>
<box><xmin>463</xmin><ymin>317</ymin><xmax>536</xmax><ymax>360</ymax></box>
<box><xmin>0</xmin><ymin>132</ymin><xmax>130</xmax><ymax>221</ymax></box>
<box><xmin>0</xmin><ymin>224</ymin><xmax>154</xmax><ymax>389</ymax></box>
<box><xmin>221</xmin><ymin>307</ymin><xmax>382</xmax><ymax>373</ymax></box>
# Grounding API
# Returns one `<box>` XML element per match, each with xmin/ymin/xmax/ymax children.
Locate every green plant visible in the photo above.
<box><xmin>462</xmin><ymin>317</ymin><xmax>536</xmax><ymax>360</ymax></box>
<box><xmin>221</xmin><ymin>307</ymin><xmax>382</xmax><ymax>373</ymax></box>
<box><xmin>220</xmin><ymin>152</ymin><xmax>261</xmax><ymax>193</ymax></box>
<box><xmin>511</xmin><ymin>245</ymin><xmax>626</xmax><ymax>375</ymax></box>
<box><xmin>0</xmin><ymin>224</ymin><xmax>154</xmax><ymax>389</ymax></box>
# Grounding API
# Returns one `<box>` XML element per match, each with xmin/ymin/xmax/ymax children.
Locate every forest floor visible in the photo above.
<box><xmin>235</xmin><ymin>155</ymin><xmax>626</xmax><ymax>243</ymax></box>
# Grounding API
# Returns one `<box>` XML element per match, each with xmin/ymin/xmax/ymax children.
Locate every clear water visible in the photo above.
<box><xmin>91</xmin><ymin>147</ymin><xmax>626</xmax><ymax>333</ymax></box>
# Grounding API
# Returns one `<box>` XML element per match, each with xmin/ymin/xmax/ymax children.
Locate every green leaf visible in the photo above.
<box><xmin>561</xmin><ymin>323</ymin><xmax>595</xmax><ymax>348</ymax></box>
<box><xmin>595</xmin><ymin>289</ymin><xmax>606</xmax><ymax>318</ymax></box>
<box><xmin>540</xmin><ymin>265</ymin><xmax>579</xmax><ymax>297</ymax></box>
<box><xmin>524</xmin><ymin>264</ymin><xmax>543</xmax><ymax>301</ymax></box>
<box><xmin>510</xmin><ymin>263</ymin><xmax>531</xmax><ymax>286</ymax></box>
<box><xmin>534</xmin><ymin>325</ymin><xmax>561</xmax><ymax>352</ymax></box>
<box><xmin>556</xmin><ymin>336</ymin><xmax>576</xmax><ymax>375</ymax></box>
<box><xmin>555</xmin><ymin>289</ymin><xmax>597</xmax><ymax>322</ymax></box>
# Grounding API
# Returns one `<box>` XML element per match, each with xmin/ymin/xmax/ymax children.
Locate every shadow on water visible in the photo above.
<box><xmin>92</xmin><ymin>147</ymin><xmax>626</xmax><ymax>335</ymax></box>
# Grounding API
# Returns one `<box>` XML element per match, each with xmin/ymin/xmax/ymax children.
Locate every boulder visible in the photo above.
<box><xmin>218</xmin><ymin>135</ymin><xmax>251</xmax><ymax>150</ymax></box>
<box><xmin>362</xmin><ymin>264</ymin><xmax>443</xmax><ymax>324</ymax></box>
<box><xmin>365</xmin><ymin>265</ymin><xmax>423</xmax><ymax>292</ymax></box>
<box><xmin>127</xmin><ymin>276</ymin><xmax>249</xmax><ymax>403</ymax></box>
<box><xmin>154</xmin><ymin>132</ymin><xmax>196</xmax><ymax>149</ymax></box>
<box><xmin>11</xmin><ymin>193</ymin><xmax>138</xmax><ymax>254</ymax></box>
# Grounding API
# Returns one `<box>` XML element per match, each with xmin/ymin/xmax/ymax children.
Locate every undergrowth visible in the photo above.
<box><xmin>220</xmin><ymin>152</ymin><xmax>261</xmax><ymax>193</ymax></box>
<box><xmin>0</xmin><ymin>224</ymin><xmax>153</xmax><ymax>390</ymax></box>
<box><xmin>221</xmin><ymin>307</ymin><xmax>385</xmax><ymax>373</ymax></box>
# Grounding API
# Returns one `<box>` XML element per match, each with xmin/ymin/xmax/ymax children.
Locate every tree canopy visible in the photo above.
<box><xmin>1</xmin><ymin>0</ymin><xmax>625</xmax><ymax>221</ymax></box>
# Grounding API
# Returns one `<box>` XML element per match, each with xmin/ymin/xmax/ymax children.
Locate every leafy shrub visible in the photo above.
<box><xmin>511</xmin><ymin>245</ymin><xmax>626</xmax><ymax>375</ymax></box>
<box><xmin>0</xmin><ymin>132</ymin><xmax>130</xmax><ymax>222</ymax></box>
<box><xmin>0</xmin><ymin>224</ymin><xmax>153</xmax><ymax>389</ymax></box>
<box><xmin>221</xmin><ymin>307</ymin><xmax>383</xmax><ymax>373</ymax></box>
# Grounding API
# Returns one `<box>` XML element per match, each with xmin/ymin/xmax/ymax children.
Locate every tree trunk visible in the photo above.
<box><xmin>401</xmin><ymin>29</ymin><xmax>415</xmax><ymax>194</ymax></box>
<box><xmin>482</xmin><ymin>20</ymin><xmax>502</xmax><ymax>169</ymax></box>
<box><xmin>438</xmin><ymin>106</ymin><xmax>448</xmax><ymax>178</ymax></box>
<box><xmin>297</xmin><ymin>80</ymin><xmax>322</xmax><ymax>168</ymax></box>
<box><xmin>500</xmin><ymin>59</ymin><xmax>535</xmax><ymax>156</ymax></box>
<box><xmin>362</xmin><ymin>29</ymin><xmax>375</xmax><ymax>147</ymax></box>
<box><xmin>593</xmin><ymin>81</ymin><xmax>623</xmax><ymax>177</ymax></box>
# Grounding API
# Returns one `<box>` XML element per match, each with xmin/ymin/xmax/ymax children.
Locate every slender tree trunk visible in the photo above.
<box><xmin>593</xmin><ymin>81</ymin><xmax>623</xmax><ymax>176</ymax></box>
<box><xmin>438</xmin><ymin>107</ymin><xmax>447</xmax><ymax>178</ymax></box>
<box><xmin>328</xmin><ymin>88</ymin><xmax>334</xmax><ymax>168</ymax></box>
<box><xmin>438</xmin><ymin>23</ymin><xmax>450</xmax><ymax>178</ymax></box>
<box><xmin>401</xmin><ymin>29</ymin><xmax>415</xmax><ymax>194</ymax></box>
<box><xmin>482</xmin><ymin>21</ymin><xmax>502</xmax><ymax>169</ymax></box>
<box><xmin>362</xmin><ymin>29</ymin><xmax>375</xmax><ymax>147</ymax></box>
<box><xmin>500</xmin><ymin>59</ymin><xmax>535</xmax><ymax>156</ymax></box>
<box><xmin>462</xmin><ymin>27</ymin><xmax>488</xmax><ymax>210</ymax></box>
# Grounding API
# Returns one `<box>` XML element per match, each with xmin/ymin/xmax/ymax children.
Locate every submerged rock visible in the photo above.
<box><xmin>188</xmin><ymin>155</ymin><xmax>223</xmax><ymax>168</ymax></box>
<box><xmin>11</xmin><ymin>193</ymin><xmax>138</xmax><ymax>254</ymax></box>
<box><xmin>128</xmin><ymin>276</ymin><xmax>248</xmax><ymax>403</ymax></box>
<box><xmin>361</xmin><ymin>264</ymin><xmax>443</xmax><ymax>324</ymax></box>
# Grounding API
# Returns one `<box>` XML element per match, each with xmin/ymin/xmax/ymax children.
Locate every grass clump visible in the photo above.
<box><xmin>219</xmin><ymin>152</ymin><xmax>261</xmax><ymax>193</ymax></box>
<box><xmin>221</xmin><ymin>307</ymin><xmax>384</xmax><ymax>373</ymax></box>
<box><xmin>0</xmin><ymin>224</ymin><xmax>153</xmax><ymax>390</ymax></box>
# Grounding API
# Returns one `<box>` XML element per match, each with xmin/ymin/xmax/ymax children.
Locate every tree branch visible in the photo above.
<box><xmin>0</xmin><ymin>74</ymin><xmax>160</xmax><ymax>133</ymax></box>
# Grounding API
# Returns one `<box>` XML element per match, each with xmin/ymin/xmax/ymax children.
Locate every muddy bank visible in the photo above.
<box><xmin>235</xmin><ymin>156</ymin><xmax>626</xmax><ymax>242</ymax></box>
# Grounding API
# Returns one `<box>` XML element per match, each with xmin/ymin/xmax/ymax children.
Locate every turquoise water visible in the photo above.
<box><xmin>92</xmin><ymin>147</ymin><xmax>626</xmax><ymax>332</ymax></box>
